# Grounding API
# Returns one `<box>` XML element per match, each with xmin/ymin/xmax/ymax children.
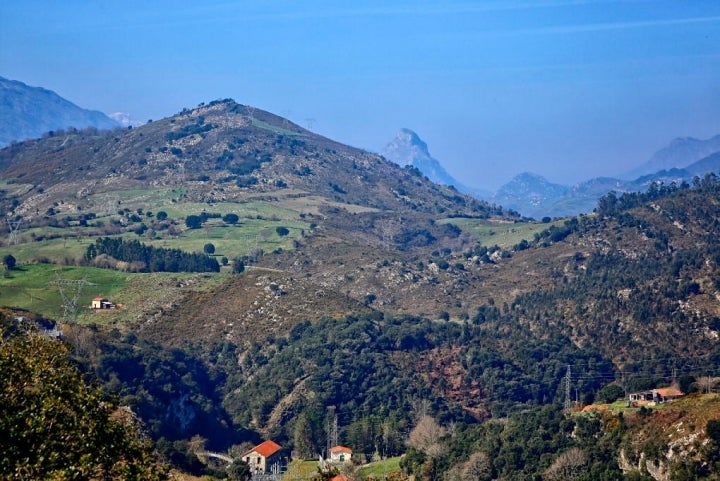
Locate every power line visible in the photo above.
<box><xmin>6</xmin><ymin>219</ymin><xmax>22</xmax><ymax>245</ymax></box>
<box><xmin>48</xmin><ymin>275</ymin><xmax>95</xmax><ymax>323</ymax></box>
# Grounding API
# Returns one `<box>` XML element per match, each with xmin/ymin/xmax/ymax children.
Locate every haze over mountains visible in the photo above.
<box><xmin>0</xmin><ymin>76</ymin><xmax>118</xmax><ymax>148</ymax></box>
<box><xmin>4</xmin><ymin>73</ymin><xmax>720</xmax><ymax>222</ymax></box>
<box><xmin>382</xmin><ymin>129</ymin><xmax>720</xmax><ymax>219</ymax></box>
<box><xmin>381</xmin><ymin>128</ymin><xmax>490</xmax><ymax>199</ymax></box>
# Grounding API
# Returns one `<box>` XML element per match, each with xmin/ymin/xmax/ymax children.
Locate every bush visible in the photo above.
<box><xmin>185</xmin><ymin>215</ymin><xmax>202</xmax><ymax>229</ymax></box>
<box><xmin>597</xmin><ymin>384</ymin><xmax>624</xmax><ymax>403</ymax></box>
<box><xmin>222</xmin><ymin>213</ymin><xmax>239</xmax><ymax>224</ymax></box>
<box><xmin>2</xmin><ymin>254</ymin><xmax>16</xmax><ymax>270</ymax></box>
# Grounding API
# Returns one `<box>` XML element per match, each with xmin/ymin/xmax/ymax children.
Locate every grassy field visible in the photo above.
<box><xmin>0</xmin><ymin>214</ymin><xmax>309</xmax><ymax>265</ymax></box>
<box><xmin>282</xmin><ymin>460</ymin><xmax>321</xmax><ymax>481</ymax></box>
<box><xmin>356</xmin><ymin>457</ymin><xmax>402</xmax><ymax>479</ymax></box>
<box><xmin>0</xmin><ymin>195</ymin><xmax>312</xmax><ymax>321</ymax></box>
<box><xmin>437</xmin><ymin>217</ymin><xmax>562</xmax><ymax>249</ymax></box>
<box><xmin>0</xmin><ymin>264</ymin><xmax>133</xmax><ymax>321</ymax></box>
<box><xmin>0</xmin><ymin>262</ymin><xmax>230</xmax><ymax>324</ymax></box>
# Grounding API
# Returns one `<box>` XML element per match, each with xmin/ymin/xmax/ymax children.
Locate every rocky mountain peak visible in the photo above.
<box><xmin>381</xmin><ymin>128</ymin><xmax>433</xmax><ymax>165</ymax></box>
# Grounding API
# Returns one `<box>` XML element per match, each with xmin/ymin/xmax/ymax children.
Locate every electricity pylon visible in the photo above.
<box><xmin>49</xmin><ymin>275</ymin><xmax>94</xmax><ymax>322</ymax></box>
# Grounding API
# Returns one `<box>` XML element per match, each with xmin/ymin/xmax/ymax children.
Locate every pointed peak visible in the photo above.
<box><xmin>396</xmin><ymin>128</ymin><xmax>429</xmax><ymax>152</ymax></box>
<box><xmin>382</xmin><ymin>128</ymin><xmax>432</xmax><ymax>165</ymax></box>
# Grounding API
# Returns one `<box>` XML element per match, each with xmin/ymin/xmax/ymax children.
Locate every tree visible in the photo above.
<box><xmin>156</xmin><ymin>211</ymin><xmax>168</xmax><ymax>221</ymax></box>
<box><xmin>185</xmin><ymin>215</ymin><xmax>203</xmax><ymax>229</ymax></box>
<box><xmin>407</xmin><ymin>415</ymin><xmax>447</xmax><ymax>458</ymax></box>
<box><xmin>276</xmin><ymin>226</ymin><xmax>290</xmax><ymax>236</ymax></box>
<box><xmin>232</xmin><ymin>258</ymin><xmax>245</xmax><ymax>274</ymax></box>
<box><xmin>462</xmin><ymin>451</ymin><xmax>491</xmax><ymax>481</ymax></box>
<box><xmin>2</xmin><ymin>254</ymin><xmax>16</xmax><ymax>270</ymax></box>
<box><xmin>0</xmin><ymin>329</ymin><xmax>168</xmax><ymax>479</ymax></box>
<box><xmin>543</xmin><ymin>447</ymin><xmax>587</xmax><ymax>481</ymax></box>
<box><xmin>204</xmin><ymin>243</ymin><xmax>216</xmax><ymax>255</ymax></box>
<box><xmin>223</xmin><ymin>213</ymin><xmax>240</xmax><ymax>225</ymax></box>
<box><xmin>293</xmin><ymin>412</ymin><xmax>315</xmax><ymax>459</ymax></box>
<box><xmin>228</xmin><ymin>459</ymin><xmax>251</xmax><ymax>481</ymax></box>
<box><xmin>598</xmin><ymin>384</ymin><xmax>624</xmax><ymax>404</ymax></box>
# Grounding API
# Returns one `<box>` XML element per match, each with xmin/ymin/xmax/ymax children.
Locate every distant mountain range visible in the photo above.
<box><xmin>494</xmin><ymin>147</ymin><xmax>720</xmax><ymax>218</ymax></box>
<box><xmin>624</xmin><ymin>134</ymin><xmax>720</xmax><ymax>179</ymax></box>
<box><xmin>0</xmin><ymin>76</ymin><xmax>118</xmax><ymax>147</ymax></box>
<box><xmin>382</xmin><ymin>130</ymin><xmax>720</xmax><ymax>219</ymax></box>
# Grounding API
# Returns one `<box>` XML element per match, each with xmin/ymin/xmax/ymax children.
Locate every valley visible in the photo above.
<box><xmin>2</xmin><ymin>100</ymin><xmax>720</xmax><ymax>480</ymax></box>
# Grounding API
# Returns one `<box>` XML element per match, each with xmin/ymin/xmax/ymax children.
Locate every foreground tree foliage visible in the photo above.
<box><xmin>0</xmin><ymin>318</ymin><xmax>168</xmax><ymax>480</ymax></box>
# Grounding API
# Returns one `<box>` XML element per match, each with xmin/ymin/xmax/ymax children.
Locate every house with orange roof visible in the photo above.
<box><xmin>329</xmin><ymin>445</ymin><xmax>353</xmax><ymax>464</ymax></box>
<box><xmin>243</xmin><ymin>440</ymin><xmax>283</xmax><ymax>475</ymax></box>
<box><xmin>628</xmin><ymin>387</ymin><xmax>684</xmax><ymax>404</ymax></box>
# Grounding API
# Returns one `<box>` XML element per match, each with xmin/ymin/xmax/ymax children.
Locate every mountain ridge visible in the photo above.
<box><xmin>0</xmin><ymin>76</ymin><xmax>119</xmax><ymax>147</ymax></box>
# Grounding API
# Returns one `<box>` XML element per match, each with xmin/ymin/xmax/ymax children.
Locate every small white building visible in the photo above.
<box><xmin>91</xmin><ymin>296</ymin><xmax>115</xmax><ymax>309</ymax></box>
<box><xmin>329</xmin><ymin>445</ymin><xmax>353</xmax><ymax>464</ymax></box>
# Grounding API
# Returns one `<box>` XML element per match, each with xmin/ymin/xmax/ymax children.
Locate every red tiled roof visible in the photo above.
<box><xmin>330</xmin><ymin>474</ymin><xmax>351</xmax><ymax>481</ymax></box>
<box><xmin>330</xmin><ymin>445</ymin><xmax>352</xmax><ymax>454</ymax></box>
<box><xmin>653</xmin><ymin>387</ymin><xmax>684</xmax><ymax>397</ymax></box>
<box><xmin>245</xmin><ymin>440</ymin><xmax>282</xmax><ymax>458</ymax></box>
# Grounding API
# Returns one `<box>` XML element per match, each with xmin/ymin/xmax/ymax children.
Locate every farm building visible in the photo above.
<box><xmin>628</xmin><ymin>387</ymin><xmax>684</xmax><ymax>404</ymax></box>
<box><xmin>91</xmin><ymin>296</ymin><xmax>115</xmax><ymax>309</ymax></box>
<box><xmin>243</xmin><ymin>440</ymin><xmax>283</xmax><ymax>475</ymax></box>
<box><xmin>329</xmin><ymin>445</ymin><xmax>353</xmax><ymax>464</ymax></box>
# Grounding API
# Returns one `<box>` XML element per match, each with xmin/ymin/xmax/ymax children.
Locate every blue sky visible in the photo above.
<box><xmin>1</xmin><ymin>1</ymin><xmax>719</xmax><ymax>190</ymax></box>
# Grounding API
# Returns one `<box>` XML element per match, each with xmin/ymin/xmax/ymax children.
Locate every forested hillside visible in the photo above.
<box><xmin>2</xmin><ymin>101</ymin><xmax>720</xmax><ymax>479</ymax></box>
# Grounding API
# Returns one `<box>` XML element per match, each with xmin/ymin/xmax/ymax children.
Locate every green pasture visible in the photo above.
<box><xmin>0</xmin><ymin>263</ymin><xmax>230</xmax><ymax>324</ymax></box>
<box><xmin>0</xmin><ymin>235</ymin><xmax>93</xmax><ymax>262</ymax></box>
<box><xmin>438</xmin><ymin>217</ymin><xmax>562</xmax><ymax>248</ymax></box>
<box><xmin>158</xmin><ymin>200</ymin><xmax>302</xmax><ymax>221</ymax></box>
<box><xmin>1</xmin><ymin>211</ymin><xmax>309</xmax><ymax>265</ymax></box>
<box><xmin>0</xmin><ymin>264</ymin><xmax>132</xmax><ymax>321</ymax></box>
<box><xmin>356</xmin><ymin>457</ymin><xmax>402</xmax><ymax>479</ymax></box>
<box><xmin>282</xmin><ymin>460</ymin><xmax>320</xmax><ymax>481</ymax></box>
<box><xmin>250</xmin><ymin>117</ymin><xmax>305</xmax><ymax>136</ymax></box>
<box><xmin>144</xmin><ymin>217</ymin><xmax>308</xmax><ymax>259</ymax></box>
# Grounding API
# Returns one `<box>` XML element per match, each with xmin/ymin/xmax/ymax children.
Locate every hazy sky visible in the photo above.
<box><xmin>2</xmin><ymin>1</ymin><xmax>719</xmax><ymax>190</ymax></box>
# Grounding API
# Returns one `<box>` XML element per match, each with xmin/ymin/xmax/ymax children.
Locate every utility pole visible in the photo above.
<box><xmin>177</xmin><ymin>161</ymin><xmax>186</xmax><ymax>184</ymax></box>
<box><xmin>326</xmin><ymin>406</ymin><xmax>337</xmax><ymax>458</ymax></box>
<box><xmin>245</xmin><ymin>106</ymin><xmax>256</xmax><ymax>124</ymax></box>
<box><xmin>564</xmin><ymin>365</ymin><xmax>572</xmax><ymax>412</ymax></box>
<box><xmin>105</xmin><ymin>194</ymin><xmax>120</xmax><ymax>215</ymax></box>
<box><xmin>6</xmin><ymin>219</ymin><xmax>22</xmax><ymax>245</ymax></box>
<box><xmin>49</xmin><ymin>275</ymin><xmax>94</xmax><ymax>322</ymax></box>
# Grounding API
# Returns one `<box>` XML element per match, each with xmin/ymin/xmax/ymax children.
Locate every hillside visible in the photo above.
<box><xmin>0</xmin><ymin>76</ymin><xmax>118</xmax><ymax>147</ymax></box>
<box><xmin>2</xmin><ymin>100</ymin><xmax>720</xmax><ymax>478</ymax></box>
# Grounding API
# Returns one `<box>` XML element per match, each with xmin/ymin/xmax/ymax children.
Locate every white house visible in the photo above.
<box><xmin>329</xmin><ymin>445</ymin><xmax>353</xmax><ymax>464</ymax></box>
<box><xmin>91</xmin><ymin>296</ymin><xmax>115</xmax><ymax>309</ymax></box>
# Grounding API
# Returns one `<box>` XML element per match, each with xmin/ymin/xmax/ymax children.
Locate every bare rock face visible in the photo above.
<box><xmin>381</xmin><ymin>128</ymin><xmax>464</xmax><ymax>189</ymax></box>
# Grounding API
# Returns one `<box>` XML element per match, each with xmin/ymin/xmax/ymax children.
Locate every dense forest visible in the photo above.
<box><xmin>86</xmin><ymin>236</ymin><xmax>220</xmax><ymax>272</ymax></box>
